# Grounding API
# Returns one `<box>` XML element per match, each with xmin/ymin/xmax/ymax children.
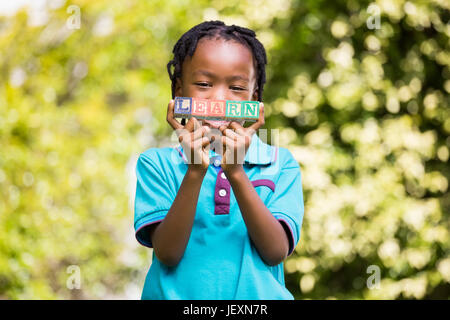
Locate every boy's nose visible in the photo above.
<box><xmin>211</xmin><ymin>87</ymin><xmax>226</xmax><ymax>100</ymax></box>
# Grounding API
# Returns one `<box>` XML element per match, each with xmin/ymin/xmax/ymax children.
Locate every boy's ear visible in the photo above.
<box><xmin>175</xmin><ymin>78</ymin><xmax>182</xmax><ymax>97</ymax></box>
<box><xmin>251</xmin><ymin>87</ymin><xmax>259</xmax><ymax>101</ymax></box>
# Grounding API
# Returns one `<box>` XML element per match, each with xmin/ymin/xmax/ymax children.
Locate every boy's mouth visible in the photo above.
<box><xmin>202</xmin><ymin>119</ymin><xmax>229</xmax><ymax>129</ymax></box>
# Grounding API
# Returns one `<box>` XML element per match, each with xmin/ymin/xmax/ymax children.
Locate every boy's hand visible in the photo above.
<box><xmin>218</xmin><ymin>103</ymin><xmax>265</xmax><ymax>176</ymax></box>
<box><xmin>167</xmin><ymin>100</ymin><xmax>212</xmax><ymax>174</ymax></box>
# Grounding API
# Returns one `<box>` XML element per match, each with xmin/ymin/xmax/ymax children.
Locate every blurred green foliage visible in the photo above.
<box><xmin>0</xmin><ymin>0</ymin><xmax>448</xmax><ymax>299</ymax></box>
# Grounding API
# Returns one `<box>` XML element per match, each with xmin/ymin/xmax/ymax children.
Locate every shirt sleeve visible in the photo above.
<box><xmin>134</xmin><ymin>150</ymin><xmax>175</xmax><ymax>248</ymax></box>
<box><xmin>267</xmin><ymin>148</ymin><xmax>305</xmax><ymax>256</ymax></box>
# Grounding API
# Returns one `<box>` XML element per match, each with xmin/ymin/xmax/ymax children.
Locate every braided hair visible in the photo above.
<box><xmin>167</xmin><ymin>20</ymin><xmax>267</xmax><ymax>105</ymax></box>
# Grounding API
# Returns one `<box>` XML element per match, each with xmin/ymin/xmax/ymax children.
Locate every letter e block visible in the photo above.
<box><xmin>192</xmin><ymin>98</ymin><xmax>209</xmax><ymax>118</ymax></box>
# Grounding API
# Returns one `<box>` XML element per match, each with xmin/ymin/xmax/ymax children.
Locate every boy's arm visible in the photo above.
<box><xmin>226</xmin><ymin>167</ymin><xmax>290</xmax><ymax>266</ymax></box>
<box><xmin>150</xmin><ymin>104</ymin><xmax>212</xmax><ymax>267</ymax></box>
<box><xmin>148</xmin><ymin>167</ymin><xmax>206</xmax><ymax>267</ymax></box>
<box><xmin>218</xmin><ymin>105</ymin><xmax>290</xmax><ymax>266</ymax></box>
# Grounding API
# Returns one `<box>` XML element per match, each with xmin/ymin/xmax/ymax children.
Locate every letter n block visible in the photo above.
<box><xmin>192</xmin><ymin>98</ymin><xmax>209</xmax><ymax>118</ymax></box>
<box><xmin>208</xmin><ymin>100</ymin><xmax>226</xmax><ymax>120</ymax></box>
<box><xmin>226</xmin><ymin>101</ymin><xmax>243</xmax><ymax>120</ymax></box>
<box><xmin>174</xmin><ymin>97</ymin><xmax>192</xmax><ymax>118</ymax></box>
<box><xmin>242</xmin><ymin>101</ymin><xmax>259</xmax><ymax>121</ymax></box>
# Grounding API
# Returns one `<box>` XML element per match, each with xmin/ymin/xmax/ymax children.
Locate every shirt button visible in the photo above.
<box><xmin>220</xmin><ymin>172</ymin><xmax>227</xmax><ymax>179</ymax></box>
<box><xmin>219</xmin><ymin>189</ymin><xmax>227</xmax><ymax>197</ymax></box>
<box><xmin>213</xmin><ymin>158</ymin><xmax>221</xmax><ymax>167</ymax></box>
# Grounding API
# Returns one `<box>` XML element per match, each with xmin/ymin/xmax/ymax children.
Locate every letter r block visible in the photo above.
<box><xmin>226</xmin><ymin>101</ymin><xmax>243</xmax><ymax>120</ymax></box>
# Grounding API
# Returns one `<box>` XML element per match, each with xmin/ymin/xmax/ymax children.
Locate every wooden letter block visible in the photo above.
<box><xmin>191</xmin><ymin>98</ymin><xmax>209</xmax><ymax>118</ymax></box>
<box><xmin>208</xmin><ymin>100</ymin><xmax>226</xmax><ymax>120</ymax></box>
<box><xmin>173</xmin><ymin>97</ymin><xmax>260</xmax><ymax>122</ymax></box>
<box><xmin>174</xmin><ymin>97</ymin><xmax>192</xmax><ymax>117</ymax></box>
<box><xmin>242</xmin><ymin>101</ymin><xmax>259</xmax><ymax>120</ymax></box>
<box><xmin>226</xmin><ymin>101</ymin><xmax>243</xmax><ymax>119</ymax></box>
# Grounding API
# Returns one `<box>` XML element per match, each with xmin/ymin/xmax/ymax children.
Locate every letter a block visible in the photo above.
<box><xmin>174</xmin><ymin>97</ymin><xmax>192</xmax><ymax>117</ymax></box>
<box><xmin>208</xmin><ymin>100</ymin><xmax>226</xmax><ymax>120</ymax></box>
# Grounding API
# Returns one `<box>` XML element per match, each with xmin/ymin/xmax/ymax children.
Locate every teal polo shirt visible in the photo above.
<box><xmin>134</xmin><ymin>134</ymin><xmax>304</xmax><ymax>300</ymax></box>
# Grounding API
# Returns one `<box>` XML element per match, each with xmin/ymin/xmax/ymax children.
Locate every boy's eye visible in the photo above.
<box><xmin>230</xmin><ymin>86</ymin><xmax>246</xmax><ymax>91</ymax></box>
<box><xmin>195</xmin><ymin>82</ymin><xmax>211</xmax><ymax>87</ymax></box>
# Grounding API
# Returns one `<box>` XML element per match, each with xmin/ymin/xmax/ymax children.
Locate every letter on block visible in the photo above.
<box><xmin>174</xmin><ymin>97</ymin><xmax>192</xmax><ymax>117</ymax></box>
<box><xmin>192</xmin><ymin>98</ymin><xmax>209</xmax><ymax>118</ymax></box>
<box><xmin>242</xmin><ymin>101</ymin><xmax>259</xmax><ymax>120</ymax></box>
<box><xmin>173</xmin><ymin>97</ymin><xmax>260</xmax><ymax>122</ymax></box>
<box><xmin>208</xmin><ymin>100</ymin><xmax>226</xmax><ymax>120</ymax></box>
<box><xmin>226</xmin><ymin>101</ymin><xmax>243</xmax><ymax>119</ymax></box>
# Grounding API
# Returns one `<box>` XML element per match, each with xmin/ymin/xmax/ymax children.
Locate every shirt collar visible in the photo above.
<box><xmin>175</xmin><ymin>133</ymin><xmax>277</xmax><ymax>165</ymax></box>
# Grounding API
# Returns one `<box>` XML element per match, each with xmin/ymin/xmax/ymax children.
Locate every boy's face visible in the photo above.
<box><xmin>175</xmin><ymin>37</ymin><xmax>258</xmax><ymax>129</ymax></box>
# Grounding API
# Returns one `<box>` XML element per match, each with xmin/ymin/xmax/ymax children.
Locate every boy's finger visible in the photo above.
<box><xmin>177</xmin><ymin>119</ymin><xmax>196</xmax><ymax>143</ymax></box>
<box><xmin>201</xmin><ymin>136</ymin><xmax>211</xmax><ymax>148</ymax></box>
<box><xmin>222</xmin><ymin>135</ymin><xmax>233</xmax><ymax>147</ymax></box>
<box><xmin>191</xmin><ymin>125</ymin><xmax>210</xmax><ymax>141</ymax></box>
<box><xmin>218</xmin><ymin>124</ymin><xmax>227</xmax><ymax>134</ymax></box>
<box><xmin>247</xmin><ymin>103</ymin><xmax>265</xmax><ymax>132</ymax></box>
<box><xmin>228</xmin><ymin>121</ymin><xmax>246</xmax><ymax>136</ymax></box>
<box><xmin>222</xmin><ymin>128</ymin><xmax>239</xmax><ymax>141</ymax></box>
<box><xmin>184</xmin><ymin>117</ymin><xmax>198</xmax><ymax>133</ymax></box>
<box><xmin>193</xmin><ymin>136</ymin><xmax>210</xmax><ymax>149</ymax></box>
<box><xmin>166</xmin><ymin>100</ymin><xmax>184</xmax><ymax>131</ymax></box>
